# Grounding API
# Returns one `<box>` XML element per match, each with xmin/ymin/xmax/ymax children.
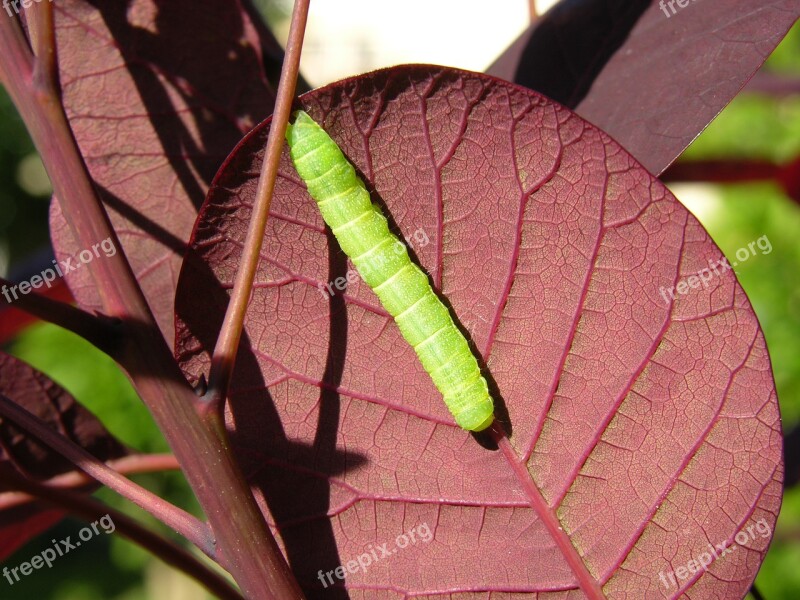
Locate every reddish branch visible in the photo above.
<box><xmin>0</xmin><ymin>2</ymin><xmax>309</xmax><ymax>597</ymax></box>
<box><xmin>0</xmin><ymin>394</ymin><xmax>213</xmax><ymax>557</ymax></box>
<box><xmin>745</xmin><ymin>71</ymin><xmax>800</xmax><ymax>97</ymax></box>
<box><xmin>0</xmin><ymin>453</ymin><xmax>179</xmax><ymax>511</ymax></box>
<box><xmin>205</xmin><ymin>0</ymin><xmax>310</xmax><ymax>415</ymax></box>
<box><xmin>661</xmin><ymin>157</ymin><xmax>800</xmax><ymax>205</ymax></box>
<box><xmin>4</xmin><ymin>470</ymin><xmax>244</xmax><ymax>600</ymax></box>
<box><xmin>528</xmin><ymin>0</ymin><xmax>538</xmax><ymax>21</ymax></box>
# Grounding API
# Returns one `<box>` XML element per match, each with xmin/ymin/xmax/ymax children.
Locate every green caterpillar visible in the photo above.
<box><xmin>285</xmin><ymin>110</ymin><xmax>494</xmax><ymax>432</ymax></box>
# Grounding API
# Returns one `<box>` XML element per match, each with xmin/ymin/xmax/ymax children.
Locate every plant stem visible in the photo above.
<box><xmin>0</xmin><ymin>10</ymin><xmax>304</xmax><ymax>598</ymax></box>
<box><xmin>0</xmin><ymin>453</ymin><xmax>180</xmax><ymax>511</ymax></box>
<box><xmin>528</xmin><ymin>0</ymin><xmax>538</xmax><ymax>21</ymax></box>
<box><xmin>4</xmin><ymin>470</ymin><xmax>244</xmax><ymax>600</ymax></box>
<box><xmin>0</xmin><ymin>393</ymin><xmax>214</xmax><ymax>557</ymax></box>
<box><xmin>205</xmin><ymin>0</ymin><xmax>311</xmax><ymax>417</ymax></box>
<box><xmin>26</xmin><ymin>0</ymin><xmax>57</xmax><ymax>88</ymax></box>
<box><xmin>661</xmin><ymin>159</ymin><xmax>780</xmax><ymax>184</ymax></box>
<box><xmin>746</xmin><ymin>71</ymin><xmax>800</xmax><ymax>97</ymax></box>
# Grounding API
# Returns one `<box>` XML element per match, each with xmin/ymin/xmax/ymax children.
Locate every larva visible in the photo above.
<box><xmin>284</xmin><ymin>110</ymin><xmax>494</xmax><ymax>432</ymax></box>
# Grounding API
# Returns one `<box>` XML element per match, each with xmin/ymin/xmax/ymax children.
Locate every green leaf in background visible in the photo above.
<box><xmin>9</xmin><ymin>323</ymin><xmax>164</xmax><ymax>453</ymax></box>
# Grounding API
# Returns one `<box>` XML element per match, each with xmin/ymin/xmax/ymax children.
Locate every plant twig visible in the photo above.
<box><xmin>0</xmin><ymin>453</ymin><xmax>179</xmax><ymax>511</ymax></box>
<box><xmin>26</xmin><ymin>0</ymin><xmax>57</xmax><ymax>93</ymax></box>
<box><xmin>205</xmin><ymin>0</ymin><xmax>311</xmax><ymax>420</ymax></box>
<box><xmin>746</xmin><ymin>71</ymin><xmax>800</xmax><ymax>97</ymax></box>
<box><xmin>660</xmin><ymin>157</ymin><xmax>800</xmax><ymax>206</ymax></box>
<box><xmin>4</xmin><ymin>470</ymin><xmax>244</xmax><ymax>600</ymax></box>
<box><xmin>0</xmin><ymin>10</ymin><xmax>305</xmax><ymax>598</ymax></box>
<box><xmin>0</xmin><ymin>276</ymin><xmax>122</xmax><ymax>357</ymax></box>
<box><xmin>528</xmin><ymin>0</ymin><xmax>538</xmax><ymax>21</ymax></box>
<box><xmin>0</xmin><ymin>15</ymin><xmax>143</xmax><ymax>324</ymax></box>
<box><xmin>0</xmin><ymin>393</ymin><xmax>215</xmax><ymax>557</ymax></box>
<box><xmin>661</xmin><ymin>159</ymin><xmax>780</xmax><ymax>184</ymax></box>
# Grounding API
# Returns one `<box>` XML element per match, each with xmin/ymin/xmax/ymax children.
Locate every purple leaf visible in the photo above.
<box><xmin>487</xmin><ymin>0</ymin><xmax>799</xmax><ymax>174</ymax></box>
<box><xmin>48</xmin><ymin>0</ymin><xmax>278</xmax><ymax>340</ymax></box>
<box><xmin>175</xmin><ymin>66</ymin><xmax>782</xmax><ymax>597</ymax></box>
<box><xmin>0</xmin><ymin>353</ymin><xmax>127</xmax><ymax>561</ymax></box>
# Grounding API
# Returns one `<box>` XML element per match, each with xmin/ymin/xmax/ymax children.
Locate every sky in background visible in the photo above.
<box><xmin>279</xmin><ymin>0</ymin><xmax>531</xmax><ymax>86</ymax></box>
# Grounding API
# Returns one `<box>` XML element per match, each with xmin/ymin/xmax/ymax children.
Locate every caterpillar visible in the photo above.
<box><xmin>285</xmin><ymin>110</ymin><xmax>494</xmax><ymax>432</ymax></box>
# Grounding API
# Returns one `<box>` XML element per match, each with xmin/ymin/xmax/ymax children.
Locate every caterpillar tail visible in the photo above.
<box><xmin>285</xmin><ymin>110</ymin><xmax>495</xmax><ymax>432</ymax></box>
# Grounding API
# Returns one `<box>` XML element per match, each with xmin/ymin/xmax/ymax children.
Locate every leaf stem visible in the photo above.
<box><xmin>4</xmin><ymin>470</ymin><xmax>244</xmax><ymax>600</ymax></box>
<box><xmin>528</xmin><ymin>0</ymin><xmax>538</xmax><ymax>21</ymax></box>
<box><xmin>26</xmin><ymin>0</ymin><xmax>58</xmax><ymax>94</ymax></box>
<box><xmin>0</xmin><ymin>393</ymin><xmax>214</xmax><ymax>558</ymax></box>
<box><xmin>489</xmin><ymin>422</ymin><xmax>607</xmax><ymax>600</ymax></box>
<box><xmin>0</xmin><ymin>453</ymin><xmax>180</xmax><ymax>511</ymax></box>
<box><xmin>204</xmin><ymin>0</ymin><xmax>310</xmax><ymax>417</ymax></box>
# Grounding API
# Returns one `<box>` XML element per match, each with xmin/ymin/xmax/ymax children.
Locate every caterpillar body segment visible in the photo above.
<box><xmin>285</xmin><ymin>110</ymin><xmax>495</xmax><ymax>432</ymax></box>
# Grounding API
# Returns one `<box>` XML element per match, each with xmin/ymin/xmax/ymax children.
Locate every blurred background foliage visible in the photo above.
<box><xmin>0</xmin><ymin>2</ymin><xmax>797</xmax><ymax>598</ymax></box>
<box><xmin>669</xmin><ymin>23</ymin><xmax>800</xmax><ymax>600</ymax></box>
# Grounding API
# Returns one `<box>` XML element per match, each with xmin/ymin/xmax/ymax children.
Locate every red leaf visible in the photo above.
<box><xmin>48</xmin><ymin>0</ymin><xmax>278</xmax><ymax>340</ymax></box>
<box><xmin>175</xmin><ymin>66</ymin><xmax>782</xmax><ymax>597</ymax></box>
<box><xmin>487</xmin><ymin>0</ymin><xmax>799</xmax><ymax>175</ymax></box>
<box><xmin>0</xmin><ymin>353</ymin><xmax>127</xmax><ymax>561</ymax></box>
<box><xmin>0</xmin><ymin>508</ymin><xmax>64</xmax><ymax>563</ymax></box>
